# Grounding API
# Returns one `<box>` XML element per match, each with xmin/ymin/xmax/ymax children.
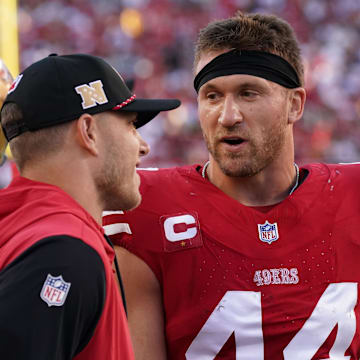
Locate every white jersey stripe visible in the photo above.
<box><xmin>102</xmin><ymin>210</ymin><xmax>124</xmax><ymax>216</ymax></box>
<box><xmin>103</xmin><ymin>223</ymin><xmax>132</xmax><ymax>236</ymax></box>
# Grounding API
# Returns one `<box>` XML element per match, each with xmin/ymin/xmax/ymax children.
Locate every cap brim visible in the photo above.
<box><xmin>119</xmin><ymin>98</ymin><xmax>181</xmax><ymax>128</ymax></box>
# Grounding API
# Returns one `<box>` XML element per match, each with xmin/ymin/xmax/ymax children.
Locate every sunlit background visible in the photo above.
<box><xmin>4</xmin><ymin>0</ymin><xmax>360</xmax><ymax>168</ymax></box>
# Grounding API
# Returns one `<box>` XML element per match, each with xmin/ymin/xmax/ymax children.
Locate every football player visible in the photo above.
<box><xmin>0</xmin><ymin>53</ymin><xmax>180</xmax><ymax>360</ymax></box>
<box><xmin>103</xmin><ymin>12</ymin><xmax>360</xmax><ymax>359</ymax></box>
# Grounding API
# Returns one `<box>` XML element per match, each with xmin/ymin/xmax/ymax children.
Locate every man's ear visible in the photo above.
<box><xmin>288</xmin><ymin>87</ymin><xmax>306</xmax><ymax>124</ymax></box>
<box><xmin>75</xmin><ymin>113</ymin><xmax>99</xmax><ymax>156</ymax></box>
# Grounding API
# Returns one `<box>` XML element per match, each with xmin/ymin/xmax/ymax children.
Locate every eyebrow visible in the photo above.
<box><xmin>199</xmin><ymin>83</ymin><xmax>218</xmax><ymax>93</ymax></box>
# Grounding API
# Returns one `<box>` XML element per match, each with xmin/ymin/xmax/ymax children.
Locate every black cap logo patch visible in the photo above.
<box><xmin>75</xmin><ymin>80</ymin><xmax>108</xmax><ymax>109</ymax></box>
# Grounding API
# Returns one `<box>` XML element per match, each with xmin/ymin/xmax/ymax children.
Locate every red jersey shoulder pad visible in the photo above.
<box><xmin>137</xmin><ymin>165</ymin><xmax>200</xmax><ymax>193</ymax></box>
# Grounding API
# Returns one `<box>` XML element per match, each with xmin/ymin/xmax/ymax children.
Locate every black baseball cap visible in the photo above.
<box><xmin>1</xmin><ymin>53</ymin><xmax>181</xmax><ymax>141</ymax></box>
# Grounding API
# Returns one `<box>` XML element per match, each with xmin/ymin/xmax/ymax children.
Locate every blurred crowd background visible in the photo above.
<box><xmin>12</xmin><ymin>0</ymin><xmax>360</xmax><ymax>168</ymax></box>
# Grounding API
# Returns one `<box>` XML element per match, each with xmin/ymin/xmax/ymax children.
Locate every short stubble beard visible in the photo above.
<box><xmin>203</xmin><ymin>119</ymin><xmax>287</xmax><ymax>178</ymax></box>
<box><xmin>95</xmin><ymin>145</ymin><xmax>141</xmax><ymax>212</ymax></box>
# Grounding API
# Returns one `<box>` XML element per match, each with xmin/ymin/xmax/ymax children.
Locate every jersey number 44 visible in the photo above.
<box><xmin>186</xmin><ymin>283</ymin><xmax>357</xmax><ymax>359</ymax></box>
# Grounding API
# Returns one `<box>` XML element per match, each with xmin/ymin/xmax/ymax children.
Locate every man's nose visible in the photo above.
<box><xmin>138</xmin><ymin>132</ymin><xmax>150</xmax><ymax>156</ymax></box>
<box><xmin>218</xmin><ymin>95</ymin><xmax>243</xmax><ymax>127</ymax></box>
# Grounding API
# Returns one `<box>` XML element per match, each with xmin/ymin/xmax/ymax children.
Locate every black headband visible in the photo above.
<box><xmin>194</xmin><ymin>49</ymin><xmax>301</xmax><ymax>92</ymax></box>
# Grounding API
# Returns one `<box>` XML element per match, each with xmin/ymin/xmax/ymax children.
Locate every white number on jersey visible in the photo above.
<box><xmin>185</xmin><ymin>291</ymin><xmax>263</xmax><ymax>359</ymax></box>
<box><xmin>186</xmin><ymin>283</ymin><xmax>357</xmax><ymax>359</ymax></box>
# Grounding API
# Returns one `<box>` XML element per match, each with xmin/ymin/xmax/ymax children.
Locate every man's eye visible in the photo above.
<box><xmin>242</xmin><ymin>90</ymin><xmax>257</xmax><ymax>98</ymax></box>
<box><xmin>207</xmin><ymin>92</ymin><xmax>219</xmax><ymax>100</ymax></box>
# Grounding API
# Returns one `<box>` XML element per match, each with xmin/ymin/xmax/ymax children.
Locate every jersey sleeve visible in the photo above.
<box><xmin>103</xmin><ymin>208</ymin><xmax>164</xmax><ymax>282</ymax></box>
<box><xmin>0</xmin><ymin>235</ymin><xmax>106</xmax><ymax>360</ymax></box>
<box><xmin>102</xmin><ymin>167</ymin><xmax>200</xmax><ymax>283</ymax></box>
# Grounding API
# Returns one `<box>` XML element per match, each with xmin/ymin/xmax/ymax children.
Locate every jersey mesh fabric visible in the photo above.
<box><xmin>103</xmin><ymin>163</ymin><xmax>360</xmax><ymax>359</ymax></box>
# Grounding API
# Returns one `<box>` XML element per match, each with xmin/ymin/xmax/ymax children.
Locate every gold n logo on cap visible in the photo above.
<box><xmin>75</xmin><ymin>80</ymin><xmax>108</xmax><ymax>109</ymax></box>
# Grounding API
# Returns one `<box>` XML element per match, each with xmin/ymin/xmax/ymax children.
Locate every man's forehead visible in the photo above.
<box><xmin>195</xmin><ymin>48</ymin><xmax>232</xmax><ymax>75</ymax></box>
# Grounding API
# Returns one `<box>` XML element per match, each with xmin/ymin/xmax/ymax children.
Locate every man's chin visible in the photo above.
<box><xmin>126</xmin><ymin>193</ymin><xmax>142</xmax><ymax>212</ymax></box>
<box><xmin>217</xmin><ymin>159</ymin><xmax>257</xmax><ymax>178</ymax></box>
<box><xmin>104</xmin><ymin>192</ymin><xmax>142</xmax><ymax>212</ymax></box>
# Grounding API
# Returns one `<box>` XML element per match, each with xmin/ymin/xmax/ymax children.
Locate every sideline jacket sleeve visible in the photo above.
<box><xmin>0</xmin><ymin>235</ymin><xmax>106</xmax><ymax>360</ymax></box>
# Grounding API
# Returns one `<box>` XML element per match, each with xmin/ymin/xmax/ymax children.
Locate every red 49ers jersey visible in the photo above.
<box><xmin>103</xmin><ymin>163</ymin><xmax>360</xmax><ymax>359</ymax></box>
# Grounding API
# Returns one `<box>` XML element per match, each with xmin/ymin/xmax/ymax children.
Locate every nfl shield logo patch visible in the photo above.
<box><xmin>258</xmin><ymin>220</ymin><xmax>279</xmax><ymax>244</ymax></box>
<box><xmin>40</xmin><ymin>274</ymin><xmax>71</xmax><ymax>307</ymax></box>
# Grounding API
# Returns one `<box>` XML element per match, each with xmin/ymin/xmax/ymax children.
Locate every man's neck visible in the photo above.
<box><xmin>22</xmin><ymin>159</ymin><xmax>103</xmax><ymax>224</ymax></box>
<box><xmin>205</xmin><ymin>160</ymin><xmax>298</xmax><ymax>207</ymax></box>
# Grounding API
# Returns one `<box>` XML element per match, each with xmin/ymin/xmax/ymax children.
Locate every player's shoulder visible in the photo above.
<box><xmin>137</xmin><ymin>164</ymin><xmax>199</xmax><ymax>178</ymax></box>
<box><xmin>328</xmin><ymin>161</ymin><xmax>360</xmax><ymax>173</ymax></box>
<box><xmin>304</xmin><ymin>162</ymin><xmax>360</xmax><ymax>187</ymax></box>
<box><xmin>137</xmin><ymin>164</ymin><xmax>201</xmax><ymax>189</ymax></box>
<box><xmin>325</xmin><ymin>162</ymin><xmax>360</xmax><ymax>179</ymax></box>
<box><xmin>103</xmin><ymin>165</ymin><xmax>202</xmax><ymax>224</ymax></box>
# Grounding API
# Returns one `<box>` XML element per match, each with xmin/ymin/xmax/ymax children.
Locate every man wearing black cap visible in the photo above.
<box><xmin>104</xmin><ymin>12</ymin><xmax>360</xmax><ymax>360</ymax></box>
<box><xmin>0</xmin><ymin>53</ymin><xmax>180</xmax><ymax>359</ymax></box>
